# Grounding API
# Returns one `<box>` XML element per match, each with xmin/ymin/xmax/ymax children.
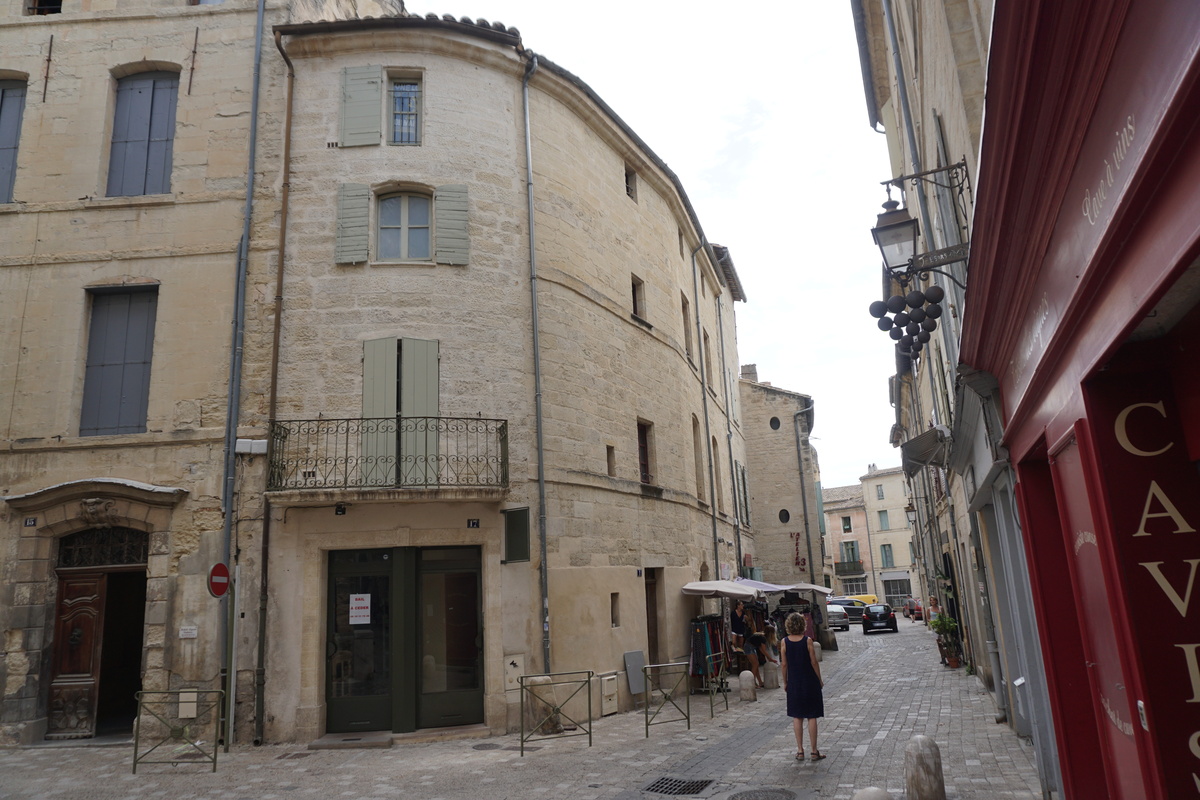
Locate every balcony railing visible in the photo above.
<box><xmin>268</xmin><ymin>416</ymin><xmax>508</xmax><ymax>491</ymax></box>
<box><xmin>834</xmin><ymin>560</ymin><xmax>865</xmax><ymax>576</ymax></box>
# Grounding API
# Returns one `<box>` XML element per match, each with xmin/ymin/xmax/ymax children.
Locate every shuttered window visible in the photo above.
<box><xmin>0</xmin><ymin>81</ymin><xmax>27</xmax><ymax>203</ymax></box>
<box><xmin>341</xmin><ymin>65</ymin><xmax>382</xmax><ymax>147</ymax></box>
<box><xmin>80</xmin><ymin>287</ymin><xmax>158</xmax><ymax>436</ymax></box>
<box><xmin>362</xmin><ymin>337</ymin><xmax>440</xmax><ymax>486</ymax></box>
<box><xmin>106</xmin><ymin>72</ymin><xmax>178</xmax><ymax>197</ymax></box>
<box><xmin>335</xmin><ymin>184</ymin><xmax>469</xmax><ymax>266</ymax></box>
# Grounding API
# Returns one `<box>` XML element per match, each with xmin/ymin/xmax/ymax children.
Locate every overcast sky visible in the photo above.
<box><xmin>410</xmin><ymin>1</ymin><xmax>900</xmax><ymax>487</ymax></box>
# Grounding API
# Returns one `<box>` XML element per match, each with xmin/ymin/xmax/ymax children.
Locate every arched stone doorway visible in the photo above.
<box><xmin>48</xmin><ymin>527</ymin><xmax>148</xmax><ymax>739</ymax></box>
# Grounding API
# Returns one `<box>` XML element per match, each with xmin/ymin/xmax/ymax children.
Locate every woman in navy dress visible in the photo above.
<box><xmin>780</xmin><ymin>611</ymin><xmax>825</xmax><ymax>761</ymax></box>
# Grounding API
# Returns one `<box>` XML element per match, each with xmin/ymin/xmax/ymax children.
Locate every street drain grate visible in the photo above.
<box><xmin>473</xmin><ymin>743</ymin><xmax>503</xmax><ymax>750</ymax></box>
<box><xmin>642</xmin><ymin>777</ymin><xmax>715</xmax><ymax>796</ymax></box>
<box><xmin>728</xmin><ymin>791</ymin><xmax>796</xmax><ymax>800</ymax></box>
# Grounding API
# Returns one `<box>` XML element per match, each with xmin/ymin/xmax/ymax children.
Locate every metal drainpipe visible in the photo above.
<box><xmin>219</xmin><ymin>0</ymin><xmax>265</xmax><ymax>747</ymax></box>
<box><xmin>522</xmin><ymin>53</ymin><xmax>551</xmax><ymax>673</ymax></box>
<box><xmin>882</xmin><ymin>0</ymin><xmax>934</xmax><ymax>231</ymax></box>
<box><xmin>714</xmin><ymin>294</ymin><xmax>742</xmax><ymax>569</ymax></box>
<box><xmin>690</xmin><ymin>243</ymin><xmax>721</xmax><ymax>575</ymax></box>
<box><xmin>254</xmin><ymin>29</ymin><xmax>295</xmax><ymax>745</ymax></box>
<box><xmin>792</xmin><ymin>408</ymin><xmax>816</xmax><ymax>587</ymax></box>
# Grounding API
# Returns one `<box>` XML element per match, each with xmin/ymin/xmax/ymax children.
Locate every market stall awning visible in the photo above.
<box><xmin>734</xmin><ymin>578</ymin><xmax>833</xmax><ymax>595</ymax></box>
<box><xmin>680</xmin><ymin>580</ymin><xmax>762</xmax><ymax>600</ymax></box>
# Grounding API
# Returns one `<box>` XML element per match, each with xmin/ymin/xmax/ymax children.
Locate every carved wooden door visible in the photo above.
<box><xmin>47</xmin><ymin>573</ymin><xmax>106</xmax><ymax>739</ymax></box>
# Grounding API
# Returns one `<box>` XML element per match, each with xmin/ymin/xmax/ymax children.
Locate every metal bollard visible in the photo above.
<box><xmin>904</xmin><ymin>734</ymin><xmax>947</xmax><ymax>800</ymax></box>
<box><xmin>739</xmin><ymin>670</ymin><xmax>757</xmax><ymax>702</ymax></box>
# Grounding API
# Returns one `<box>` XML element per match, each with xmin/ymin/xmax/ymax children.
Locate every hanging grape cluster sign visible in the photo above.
<box><xmin>868</xmin><ymin>285</ymin><xmax>945</xmax><ymax>360</ymax></box>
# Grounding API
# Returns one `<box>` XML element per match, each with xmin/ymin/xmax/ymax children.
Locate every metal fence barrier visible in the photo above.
<box><xmin>697</xmin><ymin>651</ymin><xmax>730</xmax><ymax>717</ymax></box>
<box><xmin>518</xmin><ymin>670</ymin><xmax>594</xmax><ymax>756</ymax></box>
<box><xmin>643</xmin><ymin>661</ymin><xmax>690</xmax><ymax>737</ymax></box>
<box><xmin>132</xmin><ymin>690</ymin><xmax>224</xmax><ymax>773</ymax></box>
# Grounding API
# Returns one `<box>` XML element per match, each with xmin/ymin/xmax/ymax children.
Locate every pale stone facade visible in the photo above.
<box><xmin>1</xmin><ymin>2</ymin><xmax>753</xmax><ymax>745</ymax></box>
<box><xmin>0</xmin><ymin>0</ymin><xmax>286</xmax><ymax>744</ymax></box>
<box><xmin>736</xmin><ymin>366</ymin><xmax>821</xmax><ymax>589</ymax></box>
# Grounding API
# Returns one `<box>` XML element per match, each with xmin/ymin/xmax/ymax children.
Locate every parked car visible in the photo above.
<box><xmin>825</xmin><ymin>602</ymin><xmax>850</xmax><ymax>631</ymax></box>
<box><xmin>903</xmin><ymin>597</ymin><xmax>924</xmax><ymax>621</ymax></box>
<box><xmin>862</xmin><ymin>603</ymin><xmax>899</xmax><ymax>634</ymax></box>
<box><xmin>828</xmin><ymin>596</ymin><xmax>869</xmax><ymax>623</ymax></box>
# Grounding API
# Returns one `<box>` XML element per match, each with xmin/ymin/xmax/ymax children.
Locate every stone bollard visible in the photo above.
<box><xmin>813</xmin><ymin>641</ymin><xmax>823</xmax><ymax>662</ymax></box>
<box><xmin>851</xmin><ymin>788</ymin><xmax>892</xmax><ymax>800</ymax></box>
<box><xmin>762</xmin><ymin>660</ymin><xmax>780</xmax><ymax>689</ymax></box>
<box><xmin>523</xmin><ymin>675</ymin><xmax>563</xmax><ymax>735</ymax></box>
<box><xmin>739</xmin><ymin>670</ymin><xmax>757</xmax><ymax>701</ymax></box>
<box><xmin>905</xmin><ymin>734</ymin><xmax>947</xmax><ymax>800</ymax></box>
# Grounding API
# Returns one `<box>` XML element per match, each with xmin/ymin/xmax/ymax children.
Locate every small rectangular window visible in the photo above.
<box><xmin>681</xmin><ymin>294</ymin><xmax>693</xmax><ymax>359</ymax></box>
<box><xmin>610</xmin><ymin>593</ymin><xmax>620</xmax><ymax>627</ymax></box>
<box><xmin>841</xmin><ymin>516</ymin><xmax>852</xmax><ymax>533</ymax></box>
<box><xmin>624</xmin><ymin>166</ymin><xmax>637</xmax><ymax>201</ymax></box>
<box><xmin>876</xmin><ymin>484</ymin><xmax>885</xmax><ymax>499</ymax></box>
<box><xmin>606</xmin><ymin>445</ymin><xmax>616</xmax><ymax>477</ymax></box>
<box><xmin>81</xmin><ymin>287</ymin><xmax>158</xmax><ymax>436</ymax></box>
<box><xmin>637</xmin><ymin>421</ymin><xmax>654</xmax><ymax>484</ymax></box>
<box><xmin>26</xmin><ymin>0</ymin><xmax>61</xmax><ymax>14</ymax></box>
<box><xmin>678</xmin><ymin>228</ymin><xmax>685</xmax><ymax>259</ymax></box>
<box><xmin>1</xmin><ymin>81</ymin><xmax>28</xmax><ymax>202</ymax></box>
<box><xmin>703</xmin><ymin>330</ymin><xmax>713</xmax><ymax>388</ymax></box>
<box><xmin>631</xmin><ymin>274</ymin><xmax>645</xmax><ymax>319</ymax></box>
<box><xmin>502</xmin><ymin>507</ymin><xmax>530</xmax><ymax>563</ymax></box>
<box><xmin>389</xmin><ymin>79</ymin><xmax>421</xmax><ymax>145</ymax></box>
<box><xmin>878</xmin><ymin>509</ymin><xmax>889</xmax><ymax>529</ymax></box>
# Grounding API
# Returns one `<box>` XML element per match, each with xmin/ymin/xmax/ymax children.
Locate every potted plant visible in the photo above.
<box><xmin>929</xmin><ymin>614</ymin><xmax>962</xmax><ymax>668</ymax></box>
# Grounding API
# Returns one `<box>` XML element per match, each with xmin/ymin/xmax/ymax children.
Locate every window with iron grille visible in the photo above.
<box><xmin>841</xmin><ymin>515</ymin><xmax>852</xmax><ymax>533</ymax></box>
<box><xmin>26</xmin><ymin>0</ymin><xmax>61</xmax><ymax>14</ymax></box>
<box><xmin>390</xmin><ymin>79</ymin><xmax>421</xmax><ymax>145</ymax></box>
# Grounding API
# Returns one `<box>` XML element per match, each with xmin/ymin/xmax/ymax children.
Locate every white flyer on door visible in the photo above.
<box><xmin>349</xmin><ymin>593</ymin><xmax>371</xmax><ymax>624</ymax></box>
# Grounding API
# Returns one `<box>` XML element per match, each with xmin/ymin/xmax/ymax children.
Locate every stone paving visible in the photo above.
<box><xmin>0</xmin><ymin>622</ymin><xmax>1048</xmax><ymax>800</ymax></box>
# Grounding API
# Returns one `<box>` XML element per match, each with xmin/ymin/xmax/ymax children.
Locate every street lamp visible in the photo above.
<box><xmin>871</xmin><ymin>198</ymin><xmax>919</xmax><ymax>278</ymax></box>
<box><xmin>905</xmin><ymin>504</ymin><xmax>917</xmax><ymax>528</ymax></box>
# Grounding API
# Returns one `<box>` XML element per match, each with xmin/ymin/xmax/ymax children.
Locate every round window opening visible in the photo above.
<box><xmin>778</xmin><ymin>509</ymin><xmax>790</xmax><ymax>523</ymax></box>
<box><xmin>769</xmin><ymin>417</ymin><xmax>781</xmax><ymax>430</ymax></box>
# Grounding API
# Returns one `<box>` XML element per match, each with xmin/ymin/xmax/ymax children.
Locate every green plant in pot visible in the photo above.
<box><xmin>929</xmin><ymin>615</ymin><xmax>962</xmax><ymax>667</ymax></box>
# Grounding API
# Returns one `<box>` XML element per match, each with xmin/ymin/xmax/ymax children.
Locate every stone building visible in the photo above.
<box><xmin>0</xmin><ymin>0</ymin><xmax>284</xmax><ymax>744</ymax></box>
<box><xmin>1</xmin><ymin>0</ymin><xmax>753</xmax><ymax>746</ymax></box>
<box><xmin>819</xmin><ymin>466</ymin><xmax>913</xmax><ymax>604</ymax></box>
<box><xmin>736</xmin><ymin>366</ymin><xmax>821</xmax><ymax>590</ymax></box>
<box><xmin>853</xmin><ymin>0</ymin><xmax>1200</xmax><ymax>795</ymax></box>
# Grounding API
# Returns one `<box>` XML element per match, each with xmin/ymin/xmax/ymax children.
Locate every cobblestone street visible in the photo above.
<box><xmin>0</xmin><ymin>622</ymin><xmax>1047</xmax><ymax>800</ymax></box>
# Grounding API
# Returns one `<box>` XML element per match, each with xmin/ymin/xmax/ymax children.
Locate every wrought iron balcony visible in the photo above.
<box><xmin>834</xmin><ymin>560</ymin><xmax>865</xmax><ymax>576</ymax></box>
<box><xmin>268</xmin><ymin>416</ymin><xmax>508</xmax><ymax>491</ymax></box>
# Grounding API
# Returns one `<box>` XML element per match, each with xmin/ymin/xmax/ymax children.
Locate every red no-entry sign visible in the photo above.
<box><xmin>208</xmin><ymin>563</ymin><xmax>231</xmax><ymax>598</ymax></box>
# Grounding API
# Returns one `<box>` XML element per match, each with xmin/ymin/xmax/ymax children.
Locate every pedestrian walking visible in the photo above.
<box><xmin>780</xmin><ymin>611</ymin><xmax>824</xmax><ymax>761</ymax></box>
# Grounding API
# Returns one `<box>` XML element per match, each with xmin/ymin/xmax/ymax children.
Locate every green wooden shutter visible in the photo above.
<box><xmin>400</xmin><ymin>338</ymin><xmax>440</xmax><ymax>485</ymax></box>
<box><xmin>336</xmin><ymin>183</ymin><xmax>370</xmax><ymax>263</ymax></box>
<box><xmin>362</xmin><ymin>337</ymin><xmax>398</xmax><ymax>485</ymax></box>
<box><xmin>340</xmin><ymin>65</ymin><xmax>381</xmax><ymax>147</ymax></box>
<box><xmin>434</xmin><ymin>184</ymin><xmax>469</xmax><ymax>265</ymax></box>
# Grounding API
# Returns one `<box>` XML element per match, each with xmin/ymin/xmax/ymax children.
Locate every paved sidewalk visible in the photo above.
<box><xmin>0</xmin><ymin>623</ymin><xmax>1047</xmax><ymax>800</ymax></box>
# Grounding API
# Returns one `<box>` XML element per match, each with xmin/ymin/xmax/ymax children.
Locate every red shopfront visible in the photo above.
<box><xmin>962</xmin><ymin>2</ymin><xmax>1200</xmax><ymax>798</ymax></box>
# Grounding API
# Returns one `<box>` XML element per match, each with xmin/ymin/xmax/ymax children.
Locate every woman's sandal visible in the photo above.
<box><xmin>810</xmin><ymin>751</ymin><xmax>827</xmax><ymax>761</ymax></box>
<box><xmin>795</xmin><ymin>751</ymin><xmax>804</xmax><ymax>761</ymax></box>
